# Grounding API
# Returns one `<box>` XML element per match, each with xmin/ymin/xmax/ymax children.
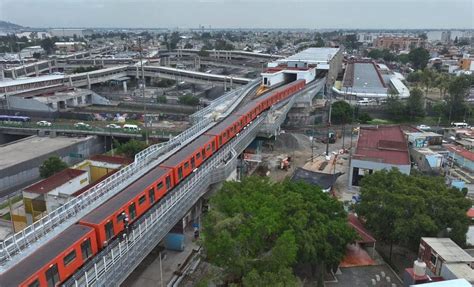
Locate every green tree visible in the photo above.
<box><xmin>406</xmin><ymin>88</ymin><xmax>425</xmax><ymax>120</ymax></box>
<box><xmin>331</xmin><ymin>100</ymin><xmax>353</xmax><ymax>124</ymax></box>
<box><xmin>39</xmin><ymin>156</ymin><xmax>68</xmax><ymax>178</ymax></box>
<box><xmin>406</xmin><ymin>70</ymin><xmax>423</xmax><ymax>83</ymax></box>
<box><xmin>178</xmin><ymin>94</ymin><xmax>200</xmax><ymax>106</ymax></box>
<box><xmin>446</xmin><ymin>75</ymin><xmax>472</xmax><ymax>122</ymax></box>
<box><xmin>198</xmin><ymin>46</ymin><xmax>210</xmax><ymax>57</ymax></box>
<box><xmin>32</xmin><ymin>52</ymin><xmax>41</xmax><ymax>60</ymax></box>
<box><xmin>40</xmin><ymin>37</ymin><xmax>56</xmax><ymax>55</ymax></box>
<box><xmin>385</xmin><ymin>95</ymin><xmax>406</xmax><ymax>121</ymax></box>
<box><xmin>356</xmin><ymin>169</ymin><xmax>471</xmax><ymax>258</ymax></box>
<box><xmin>398</xmin><ymin>54</ymin><xmax>410</xmax><ymax>64</ymax></box>
<box><xmin>183</xmin><ymin>43</ymin><xmax>193</xmax><ymax>49</ymax></box>
<box><xmin>202</xmin><ymin>177</ymin><xmax>356</xmax><ymax>285</ymax></box>
<box><xmin>115</xmin><ymin>139</ymin><xmax>147</xmax><ymax>158</ymax></box>
<box><xmin>408</xmin><ymin>47</ymin><xmax>430</xmax><ymax>70</ymax></box>
<box><xmin>156</xmin><ymin>95</ymin><xmax>167</xmax><ymax>104</ymax></box>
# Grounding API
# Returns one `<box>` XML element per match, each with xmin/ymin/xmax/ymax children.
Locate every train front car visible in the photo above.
<box><xmin>0</xmin><ymin>225</ymin><xmax>98</xmax><ymax>287</ymax></box>
<box><xmin>160</xmin><ymin>134</ymin><xmax>218</xmax><ymax>186</ymax></box>
<box><xmin>79</xmin><ymin>166</ymin><xmax>173</xmax><ymax>250</ymax></box>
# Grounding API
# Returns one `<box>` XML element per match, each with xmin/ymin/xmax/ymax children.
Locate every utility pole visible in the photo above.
<box><xmin>326</xmin><ymin>79</ymin><xmax>332</xmax><ymax>157</ymax></box>
<box><xmin>138</xmin><ymin>37</ymin><xmax>149</xmax><ymax>145</ymax></box>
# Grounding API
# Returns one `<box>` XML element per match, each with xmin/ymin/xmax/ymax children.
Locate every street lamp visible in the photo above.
<box><xmin>138</xmin><ymin>37</ymin><xmax>149</xmax><ymax>145</ymax></box>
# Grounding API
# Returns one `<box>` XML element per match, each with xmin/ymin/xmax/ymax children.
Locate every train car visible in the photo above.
<box><xmin>256</xmin><ymin>79</ymin><xmax>305</xmax><ymax>109</ymax></box>
<box><xmin>205</xmin><ymin>115</ymin><xmax>245</xmax><ymax>149</ymax></box>
<box><xmin>0</xmin><ymin>225</ymin><xmax>98</xmax><ymax>287</ymax></box>
<box><xmin>233</xmin><ymin>101</ymin><xmax>261</xmax><ymax>126</ymax></box>
<box><xmin>79</xmin><ymin>166</ymin><xmax>173</xmax><ymax>249</ymax></box>
<box><xmin>160</xmin><ymin>134</ymin><xmax>217</xmax><ymax>186</ymax></box>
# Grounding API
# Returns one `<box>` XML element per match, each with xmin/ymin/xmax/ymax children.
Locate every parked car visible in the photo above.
<box><xmin>106</xmin><ymin>123</ymin><xmax>121</xmax><ymax>129</ymax></box>
<box><xmin>417</xmin><ymin>124</ymin><xmax>431</xmax><ymax>131</ymax></box>
<box><xmin>74</xmin><ymin>122</ymin><xmax>92</xmax><ymax>130</ymax></box>
<box><xmin>36</xmin><ymin>120</ymin><xmax>52</xmax><ymax>127</ymax></box>
<box><xmin>357</xmin><ymin>98</ymin><xmax>370</xmax><ymax>106</ymax></box>
<box><xmin>123</xmin><ymin>124</ymin><xmax>141</xmax><ymax>132</ymax></box>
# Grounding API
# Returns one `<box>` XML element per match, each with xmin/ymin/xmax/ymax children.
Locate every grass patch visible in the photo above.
<box><xmin>0</xmin><ymin>195</ymin><xmax>22</xmax><ymax>210</ymax></box>
<box><xmin>1</xmin><ymin>212</ymin><xmax>11</xmax><ymax>221</ymax></box>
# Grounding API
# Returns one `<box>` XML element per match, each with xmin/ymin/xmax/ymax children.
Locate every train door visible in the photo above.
<box><xmin>129</xmin><ymin>203</ymin><xmax>137</xmax><ymax>220</ymax></box>
<box><xmin>149</xmin><ymin>187</ymin><xmax>155</xmax><ymax>204</ymax></box>
<box><xmin>105</xmin><ymin>221</ymin><xmax>114</xmax><ymax>241</ymax></box>
<box><xmin>81</xmin><ymin>239</ymin><xmax>93</xmax><ymax>261</ymax></box>
<box><xmin>45</xmin><ymin>264</ymin><xmax>60</xmax><ymax>287</ymax></box>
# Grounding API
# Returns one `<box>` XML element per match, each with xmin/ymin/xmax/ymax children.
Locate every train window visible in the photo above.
<box><xmin>178</xmin><ymin>167</ymin><xmax>183</xmax><ymax>180</ymax></box>
<box><xmin>165</xmin><ymin>176</ymin><xmax>171</xmax><ymax>189</ymax></box>
<box><xmin>196</xmin><ymin>152</ymin><xmax>201</xmax><ymax>159</ymax></box>
<box><xmin>139</xmin><ymin>195</ymin><xmax>146</xmax><ymax>205</ymax></box>
<box><xmin>81</xmin><ymin>239</ymin><xmax>92</xmax><ymax>260</ymax></box>
<box><xmin>157</xmin><ymin>181</ymin><xmax>163</xmax><ymax>190</ymax></box>
<box><xmin>219</xmin><ymin>136</ymin><xmax>222</xmax><ymax>146</ymax></box>
<box><xmin>45</xmin><ymin>264</ymin><xmax>60</xmax><ymax>287</ymax></box>
<box><xmin>184</xmin><ymin>162</ymin><xmax>189</xmax><ymax>169</ymax></box>
<box><xmin>129</xmin><ymin>203</ymin><xmax>137</xmax><ymax>220</ymax></box>
<box><xmin>28</xmin><ymin>279</ymin><xmax>40</xmax><ymax>287</ymax></box>
<box><xmin>63</xmin><ymin>250</ymin><xmax>77</xmax><ymax>266</ymax></box>
<box><xmin>202</xmin><ymin>150</ymin><xmax>206</xmax><ymax>159</ymax></box>
<box><xmin>206</xmin><ymin>145</ymin><xmax>211</xmax><ymax>151</ymax></box>
<box><xmin>149</xmin><ymin>188</ymin><xmax>155</xmax><ymax>204</ymax></box>
<box><xmin>117</xmin><ymin>212</ymin><xmax>125</xmax><ymax>224</ymax></box>
<box><xmin>191</xmin><ymin>157</ymin><xmax>195</xmax><ymax>169</ymax></box>
<box><xmin>212</xmin><ymin>142</ymin><xmax>216</xmax><ymax>151</ymax></box>
<box><xmin>105</xmin><ymin>221</ymin><xmax>114</xmax><ymax>241</ymax></box>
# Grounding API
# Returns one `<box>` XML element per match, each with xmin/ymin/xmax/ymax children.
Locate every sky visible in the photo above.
<box><xmin>0</xmin><ymin>0</ymin><xmax>473</xmax><ymax>29</ymax></box>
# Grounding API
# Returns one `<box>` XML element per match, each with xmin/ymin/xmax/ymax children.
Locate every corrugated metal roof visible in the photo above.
<box><xmin>24</xmin><ymin>168</ymin><xmax>87</xmax><ymax>194</ymax></box>
<box><xmin>422</xmin><ymin>237</ymin><xmax>473</xmax><ymax>263</ymax></box>
<box><xmin>445</xmin><ymin>144</ymin><xmax>474</xmax><ymax>162</ymax></box>
<box><xmin>354</xmin><ymin>125</ymin><xmax>410</xmax><ymax>165</ymax></box>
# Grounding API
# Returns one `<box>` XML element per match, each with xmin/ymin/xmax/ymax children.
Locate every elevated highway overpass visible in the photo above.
<box><xmin>1</xmin><ymin>65</ymin><xmax>251</xmax><ymax>96</ymax></box>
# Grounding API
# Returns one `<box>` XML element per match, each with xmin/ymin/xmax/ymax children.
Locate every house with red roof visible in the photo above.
<box><xmin>349</xmin><ymin>125</ymin><xmax>410</xmax><ymax>187</ymax></box>
<box><xmin>23</xmin><ymin>168</ymin><xmax>89</xmax><ymax>220</ymax></box>
<box><xmin>445</xmin><ymin>144</ymin><xmax>474</xmax><ymax>172</ymax></box>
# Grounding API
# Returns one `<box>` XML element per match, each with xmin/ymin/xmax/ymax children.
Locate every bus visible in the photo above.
<box><xmin>0</xmin><ymin>115</ymin><xmax>31</xmax><ymax>123</ymax></box>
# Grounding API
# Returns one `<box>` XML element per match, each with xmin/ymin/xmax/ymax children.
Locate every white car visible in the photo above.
<box><xmin>417</xmin><ymin>124</ymin><xmax>431</xmax><ymax>131</ymax></box>
<box><xmin>36</xmin><ymin>120</ymin><xmax>52</xmax><ymax>127</ymax></box>
<box><xmin>74</xmin><ymin>122</ymin><xmax>91</xmax><ymax>129</ymax></box>
<box><xmin>106</xmin><ymin>123</ymin><xmax>121</xmax><ymax>129</ymax></box>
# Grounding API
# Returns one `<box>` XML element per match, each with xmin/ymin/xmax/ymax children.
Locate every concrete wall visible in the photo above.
<box><xmin>7</xmin><ymin>96</ymin><xmax>55</xmax><ymax>112</ymax></box>
<box><xmin>0</xmin><ymin>136</ymin><xmax>103</xmax><ymax>193</ymax></box>
<box><xmin>349</xmin><ymin>158</ymin><xmax>410</xmax><ymax>187</ymax></box>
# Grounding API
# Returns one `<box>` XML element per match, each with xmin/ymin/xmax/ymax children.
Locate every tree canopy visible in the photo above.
<box><xmin>115</xmin><ymin>139</ymin><xmax>147</xmax><ymax>158</ymax></box>
<box><xmin>406</xmin><ymin>88</ymin><xmax>426</xmax><ymax>120</ymax></box>
<box><xmin>202</xmin><ymin>177</ymin><xmax>356</xmax><ymax>285</ymax></box>
<box><xmin>331</xmin><ymin>100</ymin><xmax>353</xmax><ymax>124</ymax></box>
<box><xmin>408</xmin><ymin>47</ymin><xmax>430</xmax><ymax>70</ymax></box>
<box><xmin>39</xmin><ymin>156</ymin><xmax>68</xmax><ymax>178</ymax></box>
<box><xmin>179</xmin><ymin>94</ymin><xmax>200</xmax><ymax>106</ymax></box>
<box><xmin>356</xmin><ymin>169</ymin><xmax>471</xmax><ymax>252</ymax></box>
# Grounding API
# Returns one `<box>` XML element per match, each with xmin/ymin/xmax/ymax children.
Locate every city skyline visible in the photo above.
<box><xmin>0</xmin><ymin>0</ymin><xmax>473</xmax><ymax>30</ymax></box>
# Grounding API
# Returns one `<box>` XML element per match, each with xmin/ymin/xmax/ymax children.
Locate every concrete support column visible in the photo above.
<box><xmin>123</xmin><ymin>81</ymin><xmax>128</xmax><ymax>93</ymax></box>
<box><xmin>35</xmin><ymin>64</ymin><xmax>39</xmax><ymax>76</ymax></box>
<box><xmin>93</xmin><ymin>59</ymin><xmax>96</xmax><ymax>66</ymax></box>
<box><xmin>12</xmin><ymin>69</ymin><xmax>16</xmax><ymax>80</ymax></box>
<box><xmin>224</xmin><ymin>77</ymin><xmax>227</xmax><ymax>91</ymax></box>
<box><xmin>101</xmin><ymin>59</ymin><xmax>104</xmax><ymax>67</ymax></box>
<box><xmin>69</xmin><ymin>76</ymin><xmax>73</xmax><ymax>87</ymax></box>
<box><xmin>136</xmin><ymin>66</ymin><xmax>139</xmax><ymax>79</ymax></box>
<box><xmin>230</xmin><ymin>76</ymin><xmax>233</xmax><ymax>90</ymax></box>
<box><xmin>23</xmin><ymin>66</ymin><xmax>27</xmax><ymax>77</ymax></box>
<box><xmin>86</xmin><ymin>73</ymin><xmax>91</xmax><ymax>89</ymax></box>
<box><xmin>48</xmin><ymin>61</ymin><xmax>52</xmax><ymax>73</ymax></box>
<box><xmin>0</xmin><ymin>65</ymin><xmax>4</xmax><ymax>81</ymax></box>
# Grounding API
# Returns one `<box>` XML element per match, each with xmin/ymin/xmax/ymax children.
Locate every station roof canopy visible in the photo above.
<box><xmin>276</xmin><ymin>47</ymin><xmax>340</xmax><ymax>65</ymax></box>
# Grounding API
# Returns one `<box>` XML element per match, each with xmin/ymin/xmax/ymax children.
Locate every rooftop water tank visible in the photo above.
<box><xmin>414</xmin><ymin>259</ymin><xmax>427</xmax><ymax>277</ymax></box>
